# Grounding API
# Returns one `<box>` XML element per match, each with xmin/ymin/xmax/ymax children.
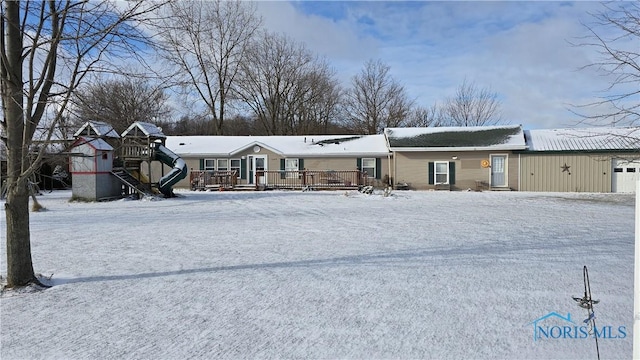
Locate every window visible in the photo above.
<box><xmin>434</xmin><ymin>161</ymin><xmax>449</xmax><ymax>184</ymax></box>
<box><xmin>627</xmin><ymin>168</ymin><xmax>637</xmax><ymax>173</ymax></box>
<box><xmin>217</xmin><ymin>159</ymin><xmax>228</xmax><ymax>171</ymax></box>
<box><xmin>428</xmin><ymin>161</ymin><xmax>455</xmax><ymax>185</ymax></box>
<box><xmin>230</xmin><ymin>159</ymin><xmax>241</xmax><ymax>175</ymax></box>
<box><xmin>361</xmin><ymin>158</ymin><xmax>376</xmax><ymax>178</ymax></box>
<box><xmin>614</xmin><ymin>168</ymin><xmax>623</xmax><ymax>173</ymax></box>
<box><xmin>285</xmin><ymin>158</ymin><xmax>299</xmax><ymax>178</ymax></box>
<box><xmin>204</xmin><ymin>159</ymin><xmax>215</xmax><ymax>171</ymax></box>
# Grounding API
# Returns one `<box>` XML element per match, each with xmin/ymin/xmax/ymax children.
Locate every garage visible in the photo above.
<box><xmin>612</xmin><ymin>158</ymin><xmax>640</xmax><ymax>193</ymax></box>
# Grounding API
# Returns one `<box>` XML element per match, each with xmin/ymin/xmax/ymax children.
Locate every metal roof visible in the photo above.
<box><xmin>524</xmin><ymin>127</ymin><xmax>640</xmax><ymax>151</ymax></box>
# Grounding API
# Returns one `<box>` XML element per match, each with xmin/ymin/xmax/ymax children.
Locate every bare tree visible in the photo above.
<box><xmin>572</xmin><ymin>2</ymin><xmax>640</xmax><ymax>126</ymax></box>
<box><xmin>441</xmin><ymin>79</ymin><xmax>503</xmax><ymax>127</ymax></box>
<box><xmin>71</xmin><ymin>77</ymin><xmax>171</xmax><ymax>134</ymax></box>
<box><xmin>286</xmin><ymin>62</ymin><xmax>343</xmax><ymax>135</ymax></box>
<box><xmin>161</xmin><ymin>114</ymin><xmax>208</xmax><ymax>136</ymax></box>
<box><xmin>342</xmin><ymin>59</ymin><xmax>413</xmax><ymax>134</ymax></box>
<box><xmin>405</xmin><ymin>104</ymin><xmax>446</xmax><ymax>128</ymax></box>
<box><xmin>0</xmin><ymin>0</ymin><xmax>162</xmax><ymax>288</ymax></box>
<box><xmin>236</xmin><ymin>31</ymin><xmax>342</xmax><ymax>135</ymax></box>
<box><xmin>155</xmin><ymin>0</ymin><xmax>261</xmax><ymax>135</ymax></box>
<box><xmin>221</xmin><ymin>114</ymin><xmax>262</xmax><ymax>135</ymax></box>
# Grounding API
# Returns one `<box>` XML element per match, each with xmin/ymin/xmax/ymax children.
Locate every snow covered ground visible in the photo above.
<box><xmin>0</xmin><ymin>189</ymin><xmax>635</xmax><ymax>359</ymax></box>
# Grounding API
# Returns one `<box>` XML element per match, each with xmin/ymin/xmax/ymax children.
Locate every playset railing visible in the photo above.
<box><xmin>121</xmin><ymin>144</ymin><xmax>150</xmax><ymax>159</ymax></box>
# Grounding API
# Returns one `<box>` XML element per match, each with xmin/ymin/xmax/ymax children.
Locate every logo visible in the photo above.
<box><xmin>526</xmin><ymin>311</ymin><xmax>627</xmax><ymax>342</ymax></box>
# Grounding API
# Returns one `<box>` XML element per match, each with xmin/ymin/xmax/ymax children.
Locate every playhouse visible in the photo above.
<box><xmin>69</xmin><ymin>121</ymin><xmax>187</xmax><ymax>201</ymax></box>
<box><xmin>69</xmin><ymin>137</ymin><xmax>121</xmax><ymax>200</ymax></box>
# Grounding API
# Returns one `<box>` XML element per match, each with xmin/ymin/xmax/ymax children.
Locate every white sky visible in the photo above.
<box><xmin>255</xmin><ymin>1</ymin><xmax>635</xmax><ymax>129</ymax></box>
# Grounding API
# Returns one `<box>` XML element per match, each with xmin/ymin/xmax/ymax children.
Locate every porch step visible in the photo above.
<box><xmin>234</xmin><ymin>184</ymin><xmax>258</xmax><ymax>191</ymax></box>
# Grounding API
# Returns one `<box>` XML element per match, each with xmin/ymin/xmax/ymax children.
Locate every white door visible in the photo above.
<box><xmin>248</xmin><ymin>155</ymin><xmax>267</xmax><ymax>185</ymax></box>
<box><xmin>612</xmin><ymin>159</ymin><xmax>640</xmax><ymax>193</ymax></box>
<box><xmin>490</xmin><ymin>155</ymin><xmax>507</xmax><ymax>187</ymax></box>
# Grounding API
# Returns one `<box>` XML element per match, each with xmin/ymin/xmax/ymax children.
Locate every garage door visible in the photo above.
<box><xmin>612</xmin><ymin>159</ymin><xmax>640</xmax><ymax>193</ymax></box>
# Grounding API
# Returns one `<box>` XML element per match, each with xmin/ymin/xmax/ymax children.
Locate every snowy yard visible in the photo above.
<box><xmin>0</xmin><ymin>189</ymin><xmax>635</xmax><ymax>359</ymax></box>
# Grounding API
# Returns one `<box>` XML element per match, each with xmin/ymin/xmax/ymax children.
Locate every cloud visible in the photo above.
<box><xmin>256</xmin><ymin>2</ymin><xmax>379</xmax><ymax>61</ymax></box>
<box><xmin>255</xmin><ymin>1</ymin><xmax>631</xmax><ymax>129</ymax></box>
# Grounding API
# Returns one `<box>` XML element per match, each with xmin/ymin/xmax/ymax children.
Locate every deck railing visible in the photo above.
<box><xmin>190</xmin><ymin>169</ymin><xmax>369</xmax><ymax>191</ymax></box>
<box><xmin>257</xmin><ymin>170</ymin><xmax>367</xmax><ymax>190</ymax></box>
<box><xmin>190</xmin><ymin>170</ymin><xmax>238</xmax><ymax>190</ymax></box>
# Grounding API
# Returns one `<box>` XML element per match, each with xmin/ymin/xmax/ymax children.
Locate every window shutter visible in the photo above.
<box><xmin>280</xmin><ymin>159</ymin><xmax>286</xmax><ymax>179</ymax></box>
<box><xmin>240</xmin><ymin>158</ymin><xmax>247</xmax><ymax>180</ymax></box>
<box><xmin>199</xmin><ymin>159</ymin><xmax>204</xmax><ymax>170</ymax></box>
<box><xmin>356</xmin><ymin>158</ymin><xmax>362</xmax><ymax>170</ymax></box>
<box><xmin>449</xmin><ymin>161</ymin><xmax>456</xmax><ymax>185</ymax></box>
<box><xmin>428</xmin><ymin>162</ymin><xmax>434</xmax><ymax>185</ymax></box>
<box><xmin>375</xmin><ymin>158</ymin><xmax>382</xmax><ymax>179</ymax></box>
<box><xmin>298</xmin><ymin>159</ymin><xmax>304</xmax><ymax>170</ymax></box>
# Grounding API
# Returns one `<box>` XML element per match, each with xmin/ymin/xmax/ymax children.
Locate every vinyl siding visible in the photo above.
<box><xmin>393</xmin><ymin>151</ymin><xmax>519</xmax><ymax>190</ymax></box>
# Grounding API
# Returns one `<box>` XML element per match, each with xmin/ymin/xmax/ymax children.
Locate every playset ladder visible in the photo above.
<box><xmin>111</xmin><ymin>167</ymin><xmax>154</xmax><ymax>198</ymax></box>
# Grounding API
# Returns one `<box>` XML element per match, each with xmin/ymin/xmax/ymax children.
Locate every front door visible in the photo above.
<box><xmin>248</xmin><ymin>155</ymin><xmax>267</xmax><ymax>184</ymax></box>
<box><xmin>490</xmin><ymin>155</ymin><xmax>507</xmax><ymax>187</ymax></box>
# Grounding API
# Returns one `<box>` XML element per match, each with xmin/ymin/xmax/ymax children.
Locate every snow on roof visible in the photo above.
<box><xmin>525</xmin><ymin>127</ymin><xmax>640</xmax><ymax>151</ymax></box>
<box><xmin>121</xmin><ymin>121</ymin><xmax>166</xmax><ymax>138</ymax></box>
<box><xmin>384</xmin><ymin>125</ymin><xmax>526</xmax><ymax>151</ymax></box>
<box><xmin>164</xmin><ymin>134</ymin><xmax>389</xmax><ymax>157</ymax></box>
<box><xmin>72</xmin><ymin>136</ymin><xmax>113</xmax><ymax>151</ymax></box>
<box><xmin>73</xmin><ymin>121</ymin><xmax>120</xmax><ymax>138</ymax></box>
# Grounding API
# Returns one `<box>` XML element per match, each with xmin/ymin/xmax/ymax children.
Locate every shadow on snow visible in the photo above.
<box><xmin>49</xmin><ymin>238</ymin><xmax>601</xmax><ymax>286</ymax></box>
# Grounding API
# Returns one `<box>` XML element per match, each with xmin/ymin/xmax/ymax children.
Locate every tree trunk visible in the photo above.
<box><xmin>5</xmin><ymin>187</ymin><xmax>36</xmax><ymax>287</ymax></box>
<box><xmin>3</xmin><ymin>0</ymin><xmax>37</xmax><ymax>287</ymax></box>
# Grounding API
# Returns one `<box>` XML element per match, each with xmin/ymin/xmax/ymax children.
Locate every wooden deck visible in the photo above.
<box><xmin>190</xmin><ymin>170</ymin><xmax>368</xmax><ymax>191</ymax></box>
<box><xmin>260</xmin><ymin>170</ymin><xmax>367</xmax><ymax>190</ymax></box>
<box><xmin>190</xmin><ymin>170</ymin><xmax>238</xmax><ymax>190</ymax></box>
